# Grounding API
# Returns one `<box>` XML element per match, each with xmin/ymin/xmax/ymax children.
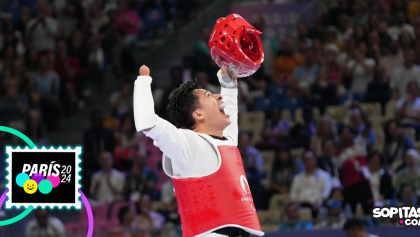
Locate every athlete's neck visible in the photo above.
<box><xmin>193</xmin><ymin>125</ymin><xmax>224</xmax><ymax>138</ymax></box>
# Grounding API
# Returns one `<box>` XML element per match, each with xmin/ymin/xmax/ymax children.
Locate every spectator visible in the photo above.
<box><xmin>290</xmin><ymin>151</ymin><xmax>332</xmax><ymax>218</ymax></box>
<box><xmin>336</xmin><ymin>102</ymin><xmax>374</xmax><ymax>215</ymax></box>
<box><xmin>399</xmin><ymin>31</ymin><xmax>414</xmax><ymax>52</ymax></box>
<box><xmin>195</xmin><ymin>71</ymin><xmax>219</xmax><ymax>94</ymax></box>
<box><xmin>0</xmin><ymin>45</ymin><xmax>18</xmax><ymax>75</ymax></box>
<box><xmin>240</xmin><ymin>68</ymin><xmax>271</xmax><ymax>109</ymax></box>
<box><xmin>25</xmin><ymin>0</ymin><xmax>58</xmax><ymax>52</ymax></box>
<box><xmin>396</xmin><ymin>149</ymin><xmax>420</xmax><ymax>196</ymax></box>
<box><xmin>238</xmin><ymin>132</ymin><xmax>264</xmax><ymax>173</ymax></box>
<box><xmin>30</xmin><ymin>54</ymin><xmax>60</xmax><ymax>99</ymax></box>
<box><xmin>408</xmin><ymin>0</ymin><xmax>420</xmax><ymax>21</ymax></box>
<box><xmin>279</xmin><ymin>202</ymin><xmax>314</xmax><ymax>231</ymax></box>
<box><xmin>395</xmin><ymin>81</ymin><xmax>420</xmax><ymax>139</ymax></box>
<box><xmin>273</xmin><ymin>37</ymin><xmax>304</xmax><ymax>83</ymax></box>
<box><xmin>390</xmin><ymin>49</ymin><xmax>420</xmax><ymax>99</ymax></box>
<box><xmin>316</xmin><ymin>199</ymin><xmax>345</xmax><ymax>229</ymax></box>
<box><xmin>123</xmin><ymin>153</ymin><xmax>157</xmax><ymax>202</ymax></box>
<box><xmin>343</xmin><ymin>218</ymin><xmax>380</xmax><ymax>237</ymax></box>
<box><xmin>136</xmin><ymin>194</ymin><xmax>165</xmax><ymax>229</ymax></box>
<box><xmin>329</xmin><ymin>188</ymin><xmax>345</xmax><ymax>204</ymax></box>
<box><xmin>89</xmin><ymin>4</ymin><xmax>108</xmax><ymax>35</ymax></box>
<box><xmin>317</xmin><ymin>138</ymin><xmax>341</xmax><ymax>188</ymax></box>
<box><xmin>269</xmin><ymin>147</ymin><xmax>303</xmax><ymax>196</ymax></box>
<box><xmin>0</xmin><ymin>80</ymin><xmax>28</xmax><ymax>135</ymax></box>
<box><xmin>238</xmin><ymin>132</ymin><xmax>264</xmax><ymax>208</ymax></box>
<box><xmin>289</xmin><ymin>105</ymin><xmax>316</xmax><ymax>150</ymax></box>
<box><xmin>110</xmin><ymin>80</ymin><xmax>134</xmax><ymax>118</ymax></box>
<box><xmin>311</xmin><ymin>68</ymin><xmax>340</xmax><ymax>113</ymax></box>
<box><xmin>351</xmin><ymin>2</ymin><xmax>368</xmax><ymax>26</ymax></box>
<box><xmin>99</xmin><ymin>9</ymin><xmax>123</xmax><ymax>77</ymax></box>
<box><xmin>291</xmin><ymin>48</ymin><xmax>319</xmax><ymax>94</ymax></box>
<box><xmin>160</xmin><ymin>179</ymin><xmax>175</xmax><ymax>205</ymax></box>
<box><xmin>54</xmin><ymin>39</ymin><xmax>82</xmax><ymax>117</ymax></box>
<box><xmin>2</xmin><ymin>29</ymin><xmax>25</xmax><ymax>59</ymax></box>
<box><xmin>368</xmin><ymin>13</ymin><xmax>381</xmax><ymax>32</ymax></box>
<box><xmin>310</xmin><ymin>115</ymin><xmax>337</xmax><ymax>157</ymax></box>
<box><xmin>116</xmin><ymin>0</ymin><xmax>139</xmax><ymax>48</ymax></box>
<box><xmin>324</xmin><ymin>44</ymin><xmax>346</xmax><ymax>102</ymax></box>
<box><xmin>278</xmin><ymin>85</ymin><xmax>303</xmax><ymax>118</ymax></box>
<box><xmin>312</xmin><ymin>38</ymin><xmax>324</xmax><ymax>64</ymax></box>
<box><xmin>111</xmin><ymin>206</ymin><xmax>137</xmax><ymax>237</ymax></box>
<box><xmin>398</xmin><ymin>184</ymin><xmax>418</xmax><ymax>206</ymax></box>
<box><xmin>383</xmin><ymin>119</ymin><xmax>414</xmax><ymax>171</ymax></box>
<box><xmin>378</xmin><ymin>36</ymin><xmax>403</xmax><ymax>82</ymax></box>
<box><xmin>195</xmin><ymin>26</ymin><xmax>217</xmax><ymax>84</ymax></box>
<box><xmin>367</xmin><ymin>151</ymin><xmax>394</xmax><ymax>206</ymax></box>
<box><xmin>346</xmin><ymin>42</ymin><xmax>375</xmax><ymax>94</ymax></box>
<box><xmin>59</xmin><ymin>1</ymin><xmax>83</xmax><ymax>38</ymax></box>
<box><xmin>324</xmin><ymin>27</ymin><xmax>342</xmax><ymax>51</ymax></box>
<box><xmin>115</xmin><ymin>115</ymin><xmax>145</xmax><ymax>168</ymax></box>
<box><xmin>253</xmin><ymin>17</ymin><xmax>278</xmax><ymax>78</ymax></box>
<box><xmin>337</xmin><ymin>14</ymin><xmax>352</xmax><ymax>43</ymax></box>
<box><xmin>297</xmin><ymin>23</ymin><xmax>313</xmax><ymax>53</ymax></box>
<box><xmin>364</xmin><ymin>68</ymin><xmax>392</xmax><ymax>111</ymax></box>
<box><xmin>160</xmin><ymin>197</ymin><xmax>181</xmax><ymax>236</ymax></box>
<box><xmin>90</xmin><ymin>151</ymin><xmax>125</xmax><ymax>204</ymax></box>
<box><xmin>388</xmin><ymin>11</ymin><xmax>415</xmax><ymax>39</ymax></box>
<box><xmin>348</xmin><ymin>107</ymin><xmax>376</xmax><ymax>146</ymax></box>
<box><xmin>338</xmin><ymin>37</ymin><xmax>355</xmax><ymax>65</ymax></box>
<box><xmin>14</xmin><ymin>7</ymin><xmax>32</xmax><ymax>40</ymax></box>
<box><xmin>82</xmin><ymin>110</ymin><xmax>116</xmax><ymax>193</ymax></box>
<box><xmin>352</xmin><ymin>25</ymin><xmax>368</xmax><ymax>45</ymax></box>
<box><xmin>257</xmin><ymin>108</ymin><xmax>290</xmax><ymax>150</ymax></box>
<box><xmin>86</xmin><ymin>36</ymin><xmax>105</xmax><ymax>86</ymax></box>
<box><xmin>67</xmin><ymin>30</ymin><xmax>89</xmax><ymax>71</ymax></box>
<box><xmin>25</xmin><ymin>209</ymin><xmax>66</xmax><ymax>237</ymax></box>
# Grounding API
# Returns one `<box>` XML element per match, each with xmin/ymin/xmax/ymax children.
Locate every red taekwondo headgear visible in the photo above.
<box><xmin>209</xmin><ymin>13</ymin><xmax>264</xmax><ymax>78</ymax></box>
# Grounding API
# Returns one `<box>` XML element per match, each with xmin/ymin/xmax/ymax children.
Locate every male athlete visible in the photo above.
<box><xmin>133</xmin><ymin>65</ymin><xmax>264</xmax><ymax>237</ymax></box>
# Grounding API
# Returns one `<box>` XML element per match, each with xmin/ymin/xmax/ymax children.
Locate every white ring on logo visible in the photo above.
<box><xmin>240</xmin><ymin>175</ymin><xmax>251</xmax><ymax>194</ymax></box>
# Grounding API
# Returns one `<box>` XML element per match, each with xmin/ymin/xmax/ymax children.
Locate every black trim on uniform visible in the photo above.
<box><xmin>214</xmin><ymin>227</ymin><xmax>251</xmax><ymax>237</ymax></box>
<box><xmin>209</xmin><ymin>135</ymin><xmax>228</xmax><ymax>140</ymax></box>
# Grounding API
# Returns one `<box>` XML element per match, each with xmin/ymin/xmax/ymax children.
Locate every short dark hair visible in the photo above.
<box><xmin>166</xmin><ymin>78</ymin><xmax>202</xmax><ymax>129</ymax></box>
<box><xmin>367</xmin><ymin>150</ymin><xmax>384</xmax><ymax>164</ymax></box>
<box><xmin>118</xmin><ymin>206</ymin><xmax>131</xmax><ymax>224</ymax></box>
<box><xmin>343</xmin><ymin>218</ymin><xmax>364</xmax><ymax>231</ymax></box>
<box><xmin>285</xmin><ymin>201</ymin><xmax>300</xmax><ymax>210</ymax></box>
<box><xmin>338</xmin><ymin>125</ymin><xmax>357</xmax><ymax>137</ymax></box>
<box><xmin>398</xmin><ymin>183</ymin><xmax>416</xmax><ymax>199</ymax></box>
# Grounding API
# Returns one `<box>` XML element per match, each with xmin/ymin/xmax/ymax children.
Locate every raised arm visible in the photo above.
<box><xmin>133</xmin><ymin>66</ymin><xmax>196</xmax><ymax>172</ymax></box>
<box><xmin>218</xmin><ymin>67</ymin><xmax>238</xmax><ymax>145</ymax></box>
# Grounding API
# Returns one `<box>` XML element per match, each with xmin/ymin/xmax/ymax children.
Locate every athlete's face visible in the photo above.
<box><xmin>193</xmin><ymin>89</ymin><xmax>231</xmax><ymax>130</ymax></box>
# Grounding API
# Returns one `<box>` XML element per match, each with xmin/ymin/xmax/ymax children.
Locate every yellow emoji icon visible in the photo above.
<box><xmin>23</xmin><ymin>180</ymin><xmax>38</xmax><ymax>194</ymax></box>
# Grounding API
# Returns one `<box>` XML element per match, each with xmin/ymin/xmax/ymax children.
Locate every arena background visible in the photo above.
<box><xmin>0</xmin><ymin>0</ymin><xmax>420</xmax><ymax>236</ymax></box>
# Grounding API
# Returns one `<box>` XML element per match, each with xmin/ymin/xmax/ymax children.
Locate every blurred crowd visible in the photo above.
<box><xmin>161</xmin><ymin>0</ymin><xmax>420</xmax><ymax>233</ymax></box>
<box><xmin>2</xmin><ymin>0</ymin><xmax>420</xmax><ymax>236</ymax></box>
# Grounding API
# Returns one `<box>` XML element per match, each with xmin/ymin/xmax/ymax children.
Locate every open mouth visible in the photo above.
<box><xmin>219</xmin><ymin>103</ymin><xmax>229</xmax><ymax>118</ymax></box>
<box><xmin>28</xmin><ymin>187</ymin><xmax>33</xmax><ymax>190</ymax></box>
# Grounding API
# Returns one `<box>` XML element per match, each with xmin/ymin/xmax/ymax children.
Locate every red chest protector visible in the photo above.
<box><xmin>172</xmin><ymin>145</ymin><xmax>263</xmax><ymax>237</ymax></box>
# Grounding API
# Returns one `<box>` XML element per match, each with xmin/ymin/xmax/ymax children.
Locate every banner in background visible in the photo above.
<box><xmin>232</xmin><ymin>1</ymin><xmax>313</xmax><ymax>47</ymax></box>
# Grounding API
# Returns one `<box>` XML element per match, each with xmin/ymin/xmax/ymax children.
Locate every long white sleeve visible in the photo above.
<box><xmin>143</xmin><ymin>115</ymin><xmax>198</xmax><ymax>174</ymax></box>
<box><xmin>133</xmin><ymin>76</ymin><xmax>157</xmax><ymax>131</ymax></box>
<box><xmin>221</xmin><ymin>87</ymin><xmax>238</xmax><ymax>145</ymax></box>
